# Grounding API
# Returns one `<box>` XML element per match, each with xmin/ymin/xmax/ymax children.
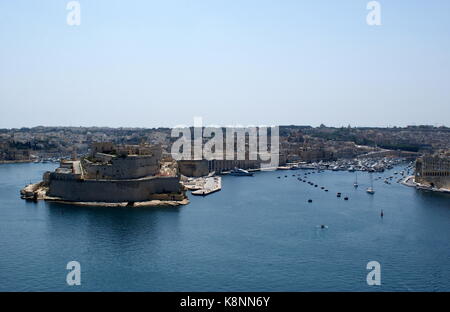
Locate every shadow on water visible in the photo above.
<box><xmin>44</xmin><ymin>201</ymin><xmax>183</xmax><ymax>252</ymax></box>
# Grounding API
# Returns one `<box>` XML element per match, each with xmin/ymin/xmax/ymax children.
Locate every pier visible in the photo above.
<box><xmin>189</xmin><ymin>176</ymin><xmax>222</xmax><ymax>196</ymax></box>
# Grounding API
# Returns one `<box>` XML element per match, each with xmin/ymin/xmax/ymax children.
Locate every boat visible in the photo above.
<box><xmin>229</xmin><ymin>168</ymin><xmax>253</xmax><ymax>176</ymax></box>
<box><xmin>298</xmin><ymin>164</ymin><xmax>317</xmax><ymax>170</ymax></box>
<box><xmin>366</xmin><ymin>173</ymin><xmax>375</xmax><ymax>194</ymax></box>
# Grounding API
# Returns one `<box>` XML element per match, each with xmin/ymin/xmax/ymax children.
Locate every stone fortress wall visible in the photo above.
<box><xmin>47</xmin><ymin>175</ymin><xmax>181</xmax><ymax>202</ymax></box>
<box><xmin>83</xmin><ymin>155</ymin><xmax>160</xmax><ymax>180</ymax></box>
<box><xmin>43</xmin><ymin>142</ymin><xmax>183</xmax><ymax>203</ymax></box>
<box><xmin>415</xmin><ymin>154</ymin><xmax>450</xmax><ymax>189</ymax></box>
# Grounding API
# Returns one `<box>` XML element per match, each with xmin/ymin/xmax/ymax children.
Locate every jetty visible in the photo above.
<box><xmin>191</xmin><ymin>176</ymin><xmax>222</xmax><ymax>196</ymax></box>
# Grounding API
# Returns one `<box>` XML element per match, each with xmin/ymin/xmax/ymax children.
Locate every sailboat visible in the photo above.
<box><xmin>353</xmin><ymin>171</ymin><xmax>358</xmax><ymax>188</ymax></box>
<box><xmin>366</xmin><ymin>172</ymin><xmax>375</xmax><ymax>194</ymax></box>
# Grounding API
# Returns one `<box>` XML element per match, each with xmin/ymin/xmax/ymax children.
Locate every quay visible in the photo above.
<box><xmin>188</xmin><ymin>176</ymin><xmax>222</xmax><ymax>196</ymax></box>
<box><xmin>401</xmin><ymin>175</ymin><xmax>450</xmax><ymax>194</ymax></box>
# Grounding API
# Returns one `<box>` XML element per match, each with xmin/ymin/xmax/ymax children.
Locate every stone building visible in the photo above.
<box><xmin>43</xmin><ymin>143</ymin><xmax>184</xmax><ymax>203</ymax></box>
<box><xmin>178</xmin><ymin>160</ymin><xmax>210</xmax><ymax>177</ymax></box>
<box><xmin>177</xmin><ymin>159</ymin><xmax>261</xmax><ymax>177</ymax></box>
<box><xmin>415</xmin><ymin>153</ymin><xmax>450</xmax><ymax>189</ymax></box>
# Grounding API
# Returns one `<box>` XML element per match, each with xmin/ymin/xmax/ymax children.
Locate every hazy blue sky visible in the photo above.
<box><xmin>1</xmin><ymin>0</ymin><xmax>449</xmax><ymax>128</ymax></box>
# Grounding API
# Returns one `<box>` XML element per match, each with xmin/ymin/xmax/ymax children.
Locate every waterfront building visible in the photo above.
<box><xmin>178</xmin><ymin>159</ymin><xmax>261</xmax><ymax>177</ymax></box>
<box><xmin>415</xmin><ymin>153</ymin><xmax>450</xmax><ymax>189</ymax></box>
<box><xmin>25</xmin><ymin>143</ymin><xmax>185</xmax><ymax>204</ymax></box>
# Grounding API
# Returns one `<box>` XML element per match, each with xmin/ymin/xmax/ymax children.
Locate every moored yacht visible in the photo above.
<box><xmin>229</xmin><ymin>168</ymin><xmax>253</xmax><ymax>176</ymax></box>
<box><xmin>366</xmin><ymin>172</ymin><xmax>375</xmax><ymax>194</ymax></box>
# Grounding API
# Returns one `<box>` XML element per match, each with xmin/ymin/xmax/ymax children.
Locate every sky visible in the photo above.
<box><xmin>0</xmin><ymin>0</ymin><xmax>449</xmax><ymax>128</ymax></box>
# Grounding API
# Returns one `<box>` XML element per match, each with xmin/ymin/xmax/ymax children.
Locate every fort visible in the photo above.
<box><xmin>415</xmin><ymin>152</ymin><xmax>450</xmax><ymax>191</ymax></box>
<box><xmin>20</xmin><ymin>142</ymin><xmax>188</xmax><ymax>206</ymax></box>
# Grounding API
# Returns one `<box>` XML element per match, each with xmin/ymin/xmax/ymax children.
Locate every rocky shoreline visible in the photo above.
<box><xmin>0</xmin><ymin>160</ymin><xmax>34</xmax><ymax>164</ymax></box>
<box><xmin>401</xmin><ymin>176</ymin><xmax>450</xmax><ymax>194</ymax></box>
<box><xmin>20</xmin><ymin>182</ymin><xmax>189</xmax><ymax>207</ymax></box>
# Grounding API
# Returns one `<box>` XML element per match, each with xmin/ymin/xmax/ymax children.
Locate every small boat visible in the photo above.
<box><xmin>308</xmin><ymin>199</ymin><xmax>313</xmax><ymax>203</ymax></box>
<box><xmin>337</xmin><ymin>192</ymin><xmax>341</xmax><ymax>198</ymax></box>
<box><xmin>367</xmin><ymin>172</ymin><xmax>375</xmax><ymax>194</ymax></box>
<box><xmin>229</xmin><ymin>168</ymin><xmax>253</xmax><ymax>176</ymax></box>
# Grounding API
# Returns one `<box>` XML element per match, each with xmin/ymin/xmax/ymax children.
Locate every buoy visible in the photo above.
<box><xmin>381</xmin><ymin>210</ymin><xmax>384</xmax><ymax>218</ymax></box>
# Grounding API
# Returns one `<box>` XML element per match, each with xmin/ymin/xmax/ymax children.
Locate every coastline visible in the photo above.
<box><xmin>42</xmin><ymin>197</ymin><xmax>190</xmax><ymax>207</ymax></box>
<box><xmin>20</xmin><ymin>182</ymin><xmax>190</xmax><ymax>207</ymax></box>
<box><xmin>401</xmin><ymin>175</ymin><xmax>450</xmax><ymax>194</ymax></box>
<box><xmin>0</xmin><ymin>160</ymin><xmax>34</xmax><ymax>164</ymax></box>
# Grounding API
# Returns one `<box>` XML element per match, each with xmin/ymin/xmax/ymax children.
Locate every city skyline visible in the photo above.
<box><xmin>1</xmin><ymin>0</ymin><xmax>449</xmax><ymax>128</ymax></box>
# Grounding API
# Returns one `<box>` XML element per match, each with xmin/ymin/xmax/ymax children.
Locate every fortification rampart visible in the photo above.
<box><xmin>47</xmin><ymin>176</ymin><xmax>181</xmax><ymax>202</ymax></box>
<box><xmin>83</xmin><ymin>155</ymin><xmax>160</xmax><ymax>180</ymax></box>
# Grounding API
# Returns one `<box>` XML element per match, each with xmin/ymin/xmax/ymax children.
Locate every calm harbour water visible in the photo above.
<box><xmin>0</xmin><ymin>163</ymin><xmax>449</xmax><ymax>291</ymax></box>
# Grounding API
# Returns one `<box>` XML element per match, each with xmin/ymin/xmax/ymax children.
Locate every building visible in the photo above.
<box><xmin>178</xmin><ymin>160</ymin><xmax>210</xmax><ymax>177</ymax></box>
<box><xmin>415</xmin><ymin>153</ymin><xmax>450</xmax><ymax>189</ymax></box>
<box><xmin>177</xmin><ymin>159</ymin><xmax>261</xmax><ymax>177</ymax></box>
<box><xmin>39</xmin><ymin>143</ymin><xmax>185</xmax><ymax>203</ymax></box>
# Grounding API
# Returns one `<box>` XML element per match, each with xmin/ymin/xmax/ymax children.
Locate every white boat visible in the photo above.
<box><xmin>229</xmin><ymin>168</ymin><xmax>253</xmax><ymax>176</ymax></box>
<box><xmin>366</xmin><ymin>173</ymin><xmax>375</xmax><ymax>194</ymax></box>
<box><xmin>366</xmin><ymin>187</ymin><xmax>375</xmax><ymax>194</ymax></box>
